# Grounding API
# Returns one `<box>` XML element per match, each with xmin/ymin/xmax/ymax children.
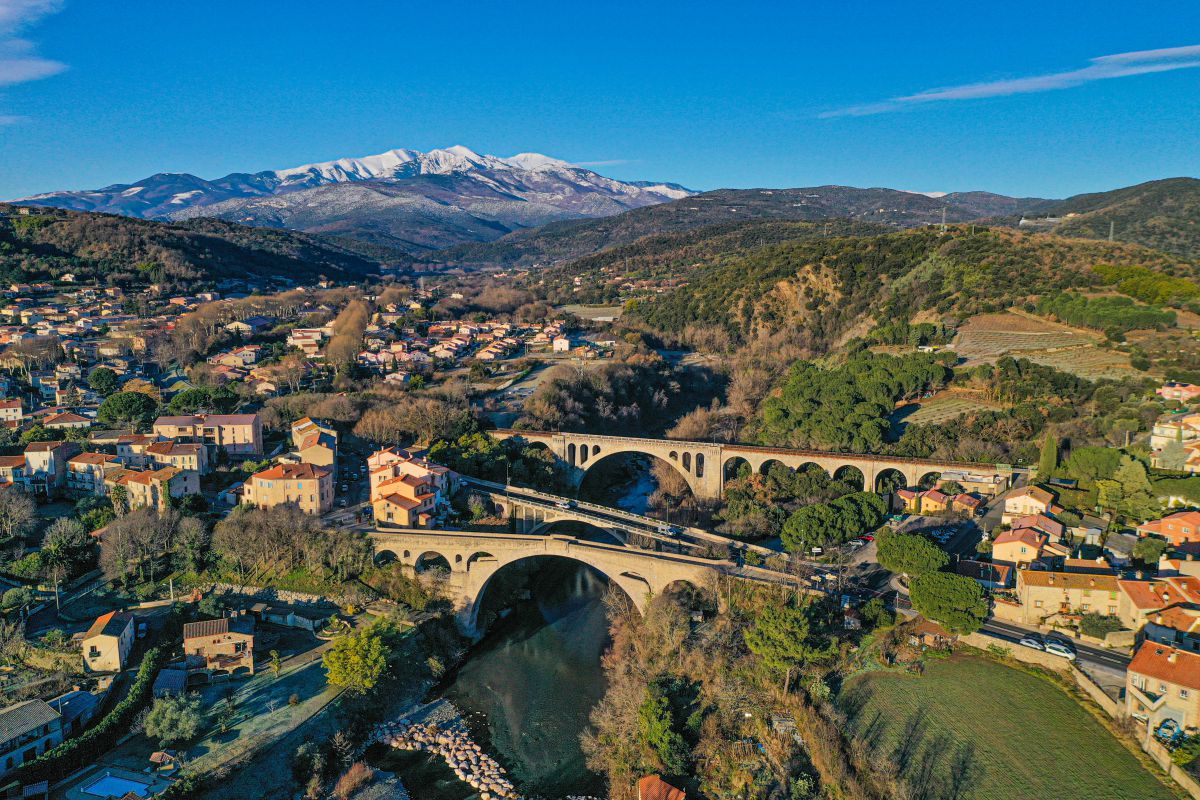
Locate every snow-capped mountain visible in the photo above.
<box><xmin>14</xmin><ymin>146</ymin><xmax>694</xmax><ymax>253</ymax></box>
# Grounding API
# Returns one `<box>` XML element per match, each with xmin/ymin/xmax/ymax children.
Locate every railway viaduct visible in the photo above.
<box><xmin>490</xmin><ymin>429</ymin><xmax>1018</xmax><ymax>501</ymax></box>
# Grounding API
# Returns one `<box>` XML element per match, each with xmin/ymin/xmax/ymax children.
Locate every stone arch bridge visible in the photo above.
<box><xmin>491</xmin><ymin>429</ymin><xmax>1018</xmax><ymax>501</ymax></box>
<box><xmin>369</xmin><ymin>529</ymin><xmax>729</xmax><ymax>637</ymax></box>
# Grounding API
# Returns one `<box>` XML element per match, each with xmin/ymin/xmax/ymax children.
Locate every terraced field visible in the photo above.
<box><xmin>953</xmin><ymin>311</ymin><xmax>1136</xmax><ymax>380</ymax></box>
<box><xmin>893</xmin><ymin>391</ymin><xmax>1004</xmax><ymax>427</ymax></box>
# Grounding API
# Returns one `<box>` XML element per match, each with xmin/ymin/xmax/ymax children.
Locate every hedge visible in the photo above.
<box><xmin>15</xmin><ymin>646</ymin><xmax>164</xmax><ymax>784</ymax></box>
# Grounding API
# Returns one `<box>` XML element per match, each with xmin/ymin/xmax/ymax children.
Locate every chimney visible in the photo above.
<box><xmin>1168</xmin><ymin>651</ymin><xmax>1178</xmax><ymax>664</ymax></box>
<box><xmin>1157</xmin><ymin>614</ymin><xmax>1165</xmax><ymax>625</ymax></box>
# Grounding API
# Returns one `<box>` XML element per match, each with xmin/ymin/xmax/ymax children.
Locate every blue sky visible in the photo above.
<box><xmin>1</xmin><ymin>0</ymin><xmax>1198</xmax><ymax>199</ymax></box>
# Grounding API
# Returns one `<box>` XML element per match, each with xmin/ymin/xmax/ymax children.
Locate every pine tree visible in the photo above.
<box><xmin>1038</xmin><ymin>431</ymin><xmax>1058</xmax><ymax>478</ymax></box>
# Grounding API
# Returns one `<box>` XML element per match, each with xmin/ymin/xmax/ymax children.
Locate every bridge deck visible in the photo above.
<box><xmin>491</xmin><ymin>429</ymin><xmax>1023</xmax><ymax>473</ymax></box>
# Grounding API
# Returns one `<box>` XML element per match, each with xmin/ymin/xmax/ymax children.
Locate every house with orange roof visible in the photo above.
<box><xmin>638</xmin><ymin>775</ymin><xmax>685</xmax><ymax>800</ymax></box>
<box><xmin>23</xmin><ymin>440</ymin><xmax>80</xmax><ymax>498</ymax></box>
<box><xmin>1002</xmin><ymin>485</ymin><xmax>1058</xmax><ymax>524</ymax></box>
<box><xmin>992</xmin><ymin>528</ymin><xmax>1050</xmax><ymax>569</ymax></box>
<box><xmin>1157</xmin><ymin>382</ymin><xmax>1200</xmax><ymax>403</ymax></box>
<box><xmin>1125</xmin><ymin>643</ymin><xmax>1200</xmax><ymax>734</ymax></box>
<box><xmin>43</xmin><ymin>411</ymin><xmax>90</xmax><ymax>430</ymax></box>
<box><xmin>1137</xmin><ymin>511</ymin><xmax>1200</xmax><ymax>548</ymax></box>
<box><xmin>114</xmin><ymin>466</ymin><xmax>198</xmax><ymax>513</ymax></box>
<box><xmin>897</xmin><ymin>488</ymin><xmax>921</xmax><ymax>514</ymax></box>
<box><xmin>65</xmin><ymin>452</ymin><xmax>123</xmax><ymax>496</ymax></box>
<box><xmin>82</xmin><ymin>611</ymin><xmax>134</xmax><ymax>672</ymax></box>
<box><xmin>0</xmin><ymin>398</ymin><xmax>22</xmax><ymax>428</ymax></box>
<box><xmin>1118</xmin><ymin>575</ymin><xmax>1200</xmax><ymax>631</ymax></box>
<box><xmin>152</xmin><ymin>412</ymin><xmax>263</xmax><ymax>456</ymax></box>
<box><xmin>951</xmin><ymin>493</ymin><xmax>985</xmax><ymax>515</ymax></box>
<box><xmin>368</xmin><ymin>447</ymin><xmax>456</xmax><ymax>528</ymax></box>
<box><xmin>145</xmin><ymin>440</ymin><xmax>209</xmax><ymax>476</ymax></box>
<box><xmin>242</xmin><ymin>462</ymin><xmax>333</xmax><ymax>515</ymax></box>
<box><xmin>919</xmin><ymin>488</ymin><xmax>951</xmax><ymax>513</ymax></box>
<box><xmin>1142</xmin><ymin>605</ymin><xmax>1200</xmax><ymax>653</ymax></box>
<box><xmin>1015</xmin><ymin>569</ymin><xmax>1121</xmax><ymax>624</ymax></box>
<box><xmin>1010</xmin><ymin>513</ymin><xmax>1065</xmax><ymax>539</ymax></box>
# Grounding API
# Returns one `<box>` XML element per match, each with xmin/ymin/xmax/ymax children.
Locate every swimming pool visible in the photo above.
<box><xmin>81</xmin><ymin>772</ymin><xmax>153</xmax><ymax>798</ymax></box>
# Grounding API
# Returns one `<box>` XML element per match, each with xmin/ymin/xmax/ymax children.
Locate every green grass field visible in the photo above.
<box><xmin>841</xmin><ymin>656</ymin><xmax>1178</xmax><ymax>800</ymax></box>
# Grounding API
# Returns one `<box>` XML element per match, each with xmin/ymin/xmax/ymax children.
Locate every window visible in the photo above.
<box><xmin>1182</xmin><ymin>689</ymin><xmax>1191</xmax><ymax>699</ymax></box>
<box><xmin>1034</xmin><ymin>600</ymin><xmax>1043</xmax><ymax>608</ymax></box>
<box><xmin>1081</xmin><ymin>604</ymin><xmax>1090</xmax><ymax>611</ymax></box>
<box><xmin>1160</xmin><ymin>683</ymin><xmax>1168</xmax><ymax>693</ymax></box>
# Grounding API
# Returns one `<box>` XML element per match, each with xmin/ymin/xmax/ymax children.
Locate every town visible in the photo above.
<box><xmin>4</xmin><ymin>6</ymin><xmax>1200</xmax><ymax>797</ymax></box>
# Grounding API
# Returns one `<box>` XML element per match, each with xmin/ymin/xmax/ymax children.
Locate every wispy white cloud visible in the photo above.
<box><xmin>0</xmin><ymin>0</ymin><xmax>65</xmax><ymax>90</ymax></box>
<box><xmin>821</xmin><ymin>44</ymin><xmax>1200</xmax><ymax>118</ymax></box>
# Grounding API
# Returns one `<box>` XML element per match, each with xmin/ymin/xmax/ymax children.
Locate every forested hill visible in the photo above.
<box><xmin>432</xmin><ymin>186</ymin><xmax>1048</xmax><ymax>270</ymax></box>
<box><xmin>622</xmin><ymin>226</ymin><xmax>1193</xmax><ymax>350</ymax></box>
<box><xmin>1000</xmin><ymin>178</ymin><xmax>1200</xmax><ymax>260</ymax></box>
<box><xmin>0</xmin><ymin>204</ymin><xmax>393</xmax><ymax>287</ymax></box>
<box><xmin>528</xmin><ymin>219</ymin><xmax>891</xmax><ymax>304</ymax></box>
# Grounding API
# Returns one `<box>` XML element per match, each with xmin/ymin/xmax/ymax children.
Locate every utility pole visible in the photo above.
<box><xmin>1108</xmin><ymin>220</ymin><xmax>1115</xmax><ymax>242</ymax></box>
<box><xmin>940</xmin><ymin>206</ymin><xmax>947</xmax><ymax>233</ymax></box>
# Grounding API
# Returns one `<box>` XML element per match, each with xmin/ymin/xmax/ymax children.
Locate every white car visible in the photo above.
<box><xmin>1044</xmin><ymin>640</ymin><xmax>1077</xmax><ymax>661</ymax></box>
<box><xmin>1018</xmin><ymin>636</ymin><xmax>1044</xmax><ymax>651</ymax></box>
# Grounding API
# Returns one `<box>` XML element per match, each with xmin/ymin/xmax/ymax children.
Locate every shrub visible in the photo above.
<box><xmin>1079</xmin><ymin>613</ymin><xmax>1123</xmax><ymax>639</ymax></box>
<box><xmin>333</xmin><ymin>762</ymin><xmax>375</xmax><ymax>799</ymax></box>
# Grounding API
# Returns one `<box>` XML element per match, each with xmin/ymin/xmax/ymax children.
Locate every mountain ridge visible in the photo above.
<box><xmin>13</xmin><ymin>146</ymin><xmax>695</xmax><ymax>254</ymax></box>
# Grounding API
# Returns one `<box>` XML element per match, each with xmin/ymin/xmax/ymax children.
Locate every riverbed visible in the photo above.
<box><xmin>380</xmin><ymin>559</ymin><xmax>612</xmax><ymax>799</ymax></box>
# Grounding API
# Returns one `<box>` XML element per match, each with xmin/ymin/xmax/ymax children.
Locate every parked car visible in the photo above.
<box><xmin>1043</xmin><ymin>640</ymin><xmax>1077</xmax><ymax>660</ymax></box>
<box><xmin>845</xmin><ymin>539</ymin><xmax>865</xmax><ymax>550</ymax></box>
<box><xmin>859</xmin><ymin>534</ymin><xmax>875</xmax><ymax>542</ymax></box>
<box><xmin>1018</xmin><ymin>636</ymin><xmax>1045</xmax><ymax>651</ymax></box>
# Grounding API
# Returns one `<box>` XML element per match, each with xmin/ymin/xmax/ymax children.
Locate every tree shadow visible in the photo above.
<box><xmin>943</xmin><ymin>741</ymin><xmax>983</xmax><ymax>800</ymax></box>
<box><xmin>890</xmin><ymin>708</ymin><xmax>929</xmax><ymax>774</ymax></box>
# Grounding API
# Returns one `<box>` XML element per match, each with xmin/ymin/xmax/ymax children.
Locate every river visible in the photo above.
<box><xmin>378</xmin><ymin>559</ymin><xmax>613</xmax><ymax>799</ymax></box>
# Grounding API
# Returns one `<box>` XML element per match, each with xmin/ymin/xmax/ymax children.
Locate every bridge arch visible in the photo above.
<box><xmin>759</xmin><ymin>458</ymin><xmax>788</xmax><ymax>476</ymax></box>
<box><xmin>724</xmin><ymin>456</ymin><xmax>751</xmax><ymax>480</ymax></box>
<box><xmin>468</xmin><ymin>554</ymin><xmax>647</xmax><ymax>634</ymax></box>
<box><xmin>578</xmin><ymin>447</ymin><xmax>703</xmax><ymax>499</ymax></box>
<box><xmin>466</xmin><ymin>551</ymin><xmax>497</xmax><ymax>572</ymax></box>
<box><xmin>875</xmin><ymin>468</ymin><xmax>907</xmax><ymax>493</ymax></box>
<box><xmin>415</xmin><ymin>551</ymin><xmax>451</xmax><ymax>574</ymax></box>
<box><xmin>834</xmin><ymin>465</ymin><xmax>866</xmax><ymax>491</ymax></box>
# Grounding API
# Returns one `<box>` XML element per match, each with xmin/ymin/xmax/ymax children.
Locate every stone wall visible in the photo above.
<box><xmin>208</xmin><ymin>582</ymin><xmax>345</xmax><ymax>608</ymax></box>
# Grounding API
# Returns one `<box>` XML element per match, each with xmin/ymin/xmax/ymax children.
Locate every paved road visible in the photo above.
<box><xmin>980</xmin><ymin>618</ymin><xmax>1132</xmax><ymax>672</ymax></box>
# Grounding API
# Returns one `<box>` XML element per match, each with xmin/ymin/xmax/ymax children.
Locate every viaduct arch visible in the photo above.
<box><xmin>369</xmin><ymin>530</ymin><xmax>720</xmax><ymax>637</ymax></box>
<box><xmin>491</xmin><ymin>430</ymin><xmax>1016</xmax><ymax>501</ymax></box>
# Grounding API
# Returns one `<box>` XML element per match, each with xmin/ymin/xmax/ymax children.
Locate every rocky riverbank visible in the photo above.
<box><xmin>371</xmin><ymin>716</ymin><xmax>519</xmax><ymax>800</ymax></box>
